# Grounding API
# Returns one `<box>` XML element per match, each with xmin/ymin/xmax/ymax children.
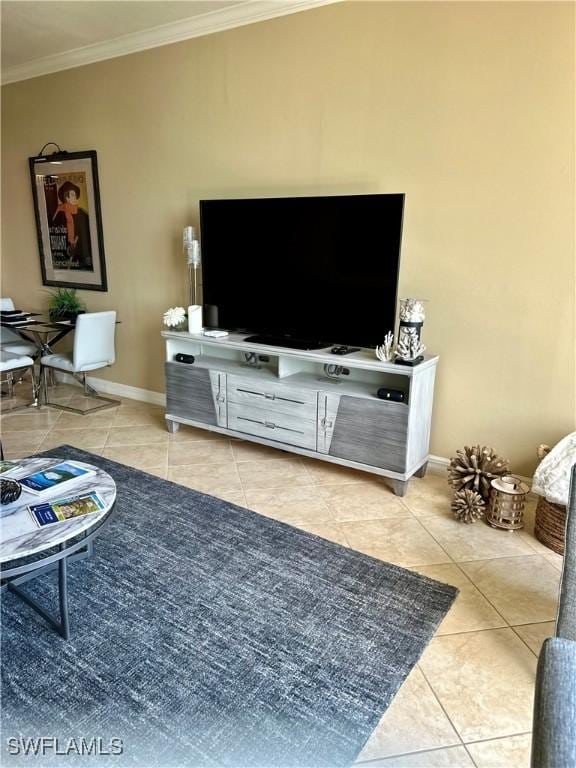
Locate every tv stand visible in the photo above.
<box><xmin>244</xmin><ymin>334</ymin><xmax>329</xmax><ymax>351</ymax></box>
<box><xmin>162</xmin><ymin>331</ymin><xmax>438</xmax><ymax>497</ymax></box>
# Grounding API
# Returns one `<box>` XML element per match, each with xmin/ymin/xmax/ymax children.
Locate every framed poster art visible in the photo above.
<box><xmin>29</xmin><ymin>149</ymin><xmax>108</xmax><ymax>291</ymax></box>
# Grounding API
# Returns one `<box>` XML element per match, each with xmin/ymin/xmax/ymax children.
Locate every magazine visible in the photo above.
<box><xmin>18</xmin><ymin>461</ymin><xmax>95</xmax><ymax>496</ymax></box>
<box><xmin>1</xmin><ymin>319</ymin><xmax>33</xmax><ymax>327</ymax></box>
<box><xmin>0</xmin><ymin>311</ymin><xmax>31</xmax><ymax>325</ymax></box>
<box><xmin>0</xmin><ymin>460</ymin><xmax>22</xmax><ymax>476</ymax></box>
<box><xmin>29</xmin><ymin>491</ymin><xmax>106</xmax><ymax>527</ymax></box>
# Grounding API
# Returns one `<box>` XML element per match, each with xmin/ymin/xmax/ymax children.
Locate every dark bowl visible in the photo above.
<box><xmin>1</xmin><ymin>478</ymin><xmax>22</xmax><ymax>506</ymax></box>
<box><xmin>48</xmin><ymin>309</ymin><xmax>86</xmax><ymax>323</ymax></box>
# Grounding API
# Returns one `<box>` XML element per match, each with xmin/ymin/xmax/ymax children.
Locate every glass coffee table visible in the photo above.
<box><xmin>0</xmin><ymin>457</ymin><xmax>116</xmax><ymax>639</ymax></box>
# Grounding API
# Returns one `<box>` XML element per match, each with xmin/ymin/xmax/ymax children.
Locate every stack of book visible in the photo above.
<box><xmin>1</xmin><ymin>460</ymin><xmax>105</xmax><ymax>528</ymax></box>
<box><xmin>0</xmin><ymin>309</ymin><xmax>33</xmax><ymax>327</ymax></box>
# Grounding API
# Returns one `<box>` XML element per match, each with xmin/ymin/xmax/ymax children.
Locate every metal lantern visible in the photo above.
<box><xmin>486</xmin><ymin>475</ymin><xmax>529</xmax><ymax>530</ymax></box>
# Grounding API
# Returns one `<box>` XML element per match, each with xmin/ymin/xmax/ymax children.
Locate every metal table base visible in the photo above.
<box><xmin>1</xmin><ymin>500</ymin><xmax>116</xmax><ymax>640</ymax></box>
<box><xmin>4</xmin><ymin>542</ymin><xmax>93</xmax><ymax>640</ymax></box>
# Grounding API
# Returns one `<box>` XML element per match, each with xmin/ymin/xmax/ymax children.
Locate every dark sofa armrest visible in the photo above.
<box><xmin>531</xmin><ymin>637</ymin><xmax>576</xmax><ymax>767</ymax></box>
<box><xmin>557</xmin><ymin>464</ymin><xmax>576</xmax><ymax>641</ymax></box>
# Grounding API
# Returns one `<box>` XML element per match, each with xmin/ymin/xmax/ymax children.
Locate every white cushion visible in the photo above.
<box><xmin>40</xmin><ymin>353</ymin><xmax>108</xmax><ymax>373</ymax></box>
<box><xmin>2</xmin><ymin>341</ymin><xmax>38</xmax><ymax>357</ymax></box>
<box><xmin>532</xmin><ymin>432</ymin><xmax>576</xmax><ymax>507</ymax></box>
<box><xmin>0</xmin><ymin>350</ymin><xmax>34</xmax><ymax>372</ymax></box>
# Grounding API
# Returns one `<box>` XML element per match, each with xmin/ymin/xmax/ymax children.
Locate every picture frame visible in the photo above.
<box><xmin>29</xmin><ymin>149</ymin><xmax>108</xmax><ymax>291</ymax></box>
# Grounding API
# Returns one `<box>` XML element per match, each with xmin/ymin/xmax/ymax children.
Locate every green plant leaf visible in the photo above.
<box><xmin>46</xmin><ymin>288</ymin><xmax>87</xmax><ymax>314</ymax></box>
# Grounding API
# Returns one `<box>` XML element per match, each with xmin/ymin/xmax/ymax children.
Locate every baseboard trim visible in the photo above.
<box><xmin>428</xmin><ymin>454</ymin><xmax>449</xmax><ymax>470</ymax></box>
<box><xmin>428</xmin><ymin>453</ymin><xmax>532</xmax><ymax>485</ymax></box>
<box><xmin>57</xmin><ymin>373</ymin><xmax>166</xmax><ymax>407</ymax></box>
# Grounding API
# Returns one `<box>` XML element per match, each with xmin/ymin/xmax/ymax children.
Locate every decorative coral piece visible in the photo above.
<box><xmin>375</xmin><ymin>331</ymin><xmax>395</xmax><ymax>362</ymax></box>
<box><xmin>399</xmin><ymin>298</ymin><xmax>426</xmax><ymax>323</ymax></box>
<box><xmin>452</xmin><ymin>488</ymin><xmax>486</xmax><ymax>524</ymax></box>
<box><xmin>448</xmin><ymin>445</ymin><xmax>509</xmax><ymax>501</ymax></box>
<box><xmin>395</xmin><ymin>327</ymin><xmax>426</xmax><ymax>361</ymax></box>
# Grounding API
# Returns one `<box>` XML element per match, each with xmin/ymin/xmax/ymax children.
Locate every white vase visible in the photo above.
<box><xmin>188</xmin><ymin>305</ymin><xmax>203</xmax><ymax>334</ymax></box>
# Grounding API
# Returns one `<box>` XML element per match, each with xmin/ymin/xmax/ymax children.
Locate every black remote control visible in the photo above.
<box><xmin>330</xmin><ymin>346</ymin><xmax>360</xmax><ymax>355</ymax></box>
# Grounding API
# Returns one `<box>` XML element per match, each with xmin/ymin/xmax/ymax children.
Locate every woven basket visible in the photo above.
<box><xmin>534</xmin><ymin>496</ymin><xmax>566</xmax><ymax>554</ymax></box>
<box><xmin>533</xmin><ymin>443</ymin><xmax>566</xmax><ymax>555</ymax></box>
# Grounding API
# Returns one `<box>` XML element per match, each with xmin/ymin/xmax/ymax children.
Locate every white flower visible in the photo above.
<box><xmin>163</xmin><ymin>306</ymin><xmax>187</xmax><ymax>327</ymax></box>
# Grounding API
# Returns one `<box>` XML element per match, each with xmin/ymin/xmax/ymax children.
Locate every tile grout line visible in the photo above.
<box><xmin>463</xmin><ymin>743</ymin><xmax>479</xmax><ymax>767</ymax></box>
<box><xmin>449</xmin><ymin>559</ymin><xmax>511</xmax><ymax>629</ymax></box>
<box><xmin>508</xmin><ymin>625</ymin><xmax>547</xmax><ymax>659</ymax></box>
<box><xmin>450</xmin><ymin>559</ymin><xmax>557</xmax><ymax>656</ymax></box>
<box><xmin>354</xmin><ymin>742</ymin><xmax>470</xmax><ymax>765</ymax></box>
<box><xmin>407</xmin><ymin>513</ymin><xmax>458</xmax><ymax>566</ymax></box>
<box><xmin>411</xmin><ymin>510</ymin><xmax>553</xmax><ymax>574</ymax></box>
<box><xmin>235</xmin><ymin>457</ymin><xmax>348</xmax><ymax>540</ymax></box>
<box><xmin>430</xmin><ymin>561</ymin><xmax>552</xmax><ymax>658</ymax></box>
<box><xmin>417</xmin><ymin>511</ymin><xmax>538</xmax><ymax>561</ymax></box>
<box><xmin>509</xmin><ymin>619</ymin><xmax>555</xmax><ymax>629</ymax></box>
<box><xmin>238</xmin><ymin>472</ymin><xmax>355</xmax><ymax>540</ymax></box>
<box><xmin>415</xmin><ymin>662</ymin><xmax>468</xmax><ymax>752</ymax></box>
<box><xmin>464</xmin><ymin>730</ymin><xmax>532</xmax><ymax>747</ymax></box>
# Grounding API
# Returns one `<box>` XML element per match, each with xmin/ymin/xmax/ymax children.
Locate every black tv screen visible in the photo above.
<box><xmin>200</xmin><ymin>194</ymin><xmax>404</xmax><ymax>349</ymax></box>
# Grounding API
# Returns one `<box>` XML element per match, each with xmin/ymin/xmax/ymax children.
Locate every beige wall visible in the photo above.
<box><xmin>2</xmin><ymin>2</ymin><xmax>574</xmax><ymax>474</ymax></box>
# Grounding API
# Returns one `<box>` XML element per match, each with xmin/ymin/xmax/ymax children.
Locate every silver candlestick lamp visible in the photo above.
<box><xmin>183</xmin><ymin>226</ymin><xmax>201</xmax><ymax>306</ymax></box>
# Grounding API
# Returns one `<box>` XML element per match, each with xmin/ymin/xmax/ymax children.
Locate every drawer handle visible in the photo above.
<box><xmin>238</xmin><ymin>416</ymin><xmax>265</xmax><ymax>426</ymax></box>
<box><xmin>236</xmin><ymin>387</ymin><xmax>306</xmax><ymax>406</ymax></box>
<box><xmin>237</xmin><ymin>388</ymin><xmax>268</xmax><ymax>399</ymax></box>
<box><xmin>277</xmin><ymin>395</ymin><xmax>306</xmax><ymax>405</ymax></box>
<box><xmin>236</xmin><ymin>415</ymin><xmax>305</xmax><ymax>437</ymax></box>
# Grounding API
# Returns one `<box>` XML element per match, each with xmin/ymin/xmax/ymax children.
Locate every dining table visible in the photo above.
<box><xmin>1</xmin><ymin>311</ymin><xmax>79</xmax><ymax>400</ymax></box>
<box><xmin>0</xmin><ymin>312</ymin><xmax>77</xmax><ymax>357</ymax></box>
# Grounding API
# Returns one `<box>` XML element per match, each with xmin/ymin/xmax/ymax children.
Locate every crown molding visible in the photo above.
<box><xmin>1</xmin><ymin>0</ymin><xmax>342</xmax><ymax>85</ymax></box>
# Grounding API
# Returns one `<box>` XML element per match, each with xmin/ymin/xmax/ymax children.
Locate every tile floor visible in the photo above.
<box><xmin>1</xmin><ymin>385</ymin><xmax>564</xmax><ymax>768</ymax></box>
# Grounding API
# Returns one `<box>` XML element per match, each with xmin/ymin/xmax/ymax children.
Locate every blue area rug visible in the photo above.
<box><xmin>2</xmin><ymin>446</ymin><xmax>457</xmax><ymax>767</ymax></box>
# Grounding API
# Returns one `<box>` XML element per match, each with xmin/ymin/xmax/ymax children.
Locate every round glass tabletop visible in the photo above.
<box><xmin>0</xmin><ymin>457</ymin><xmax>116</xmax><ymax>564</ymax></box>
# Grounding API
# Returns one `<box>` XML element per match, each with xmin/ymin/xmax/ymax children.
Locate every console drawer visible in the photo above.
<box><xmin>227</xmin><ymin>374</ymin><xmax>317</xmax><ymax>419</ymax></box>
<box><xmin>228</xmin><ymin>402</ymin><xmax>317</xmax><ymax>450</ymax></box>
<box><xmin>165</xmin><ymin>362</ymin><xmax>226</xmax><ymax>426</ymax></box>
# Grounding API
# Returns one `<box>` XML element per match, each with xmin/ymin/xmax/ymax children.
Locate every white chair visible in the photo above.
<box><xmin>40</xmin><ymin>311</ymin><xmax>120</xmax><ymax>414</ymax></box>
<box><xmin>0</xmin><ymin>350</ymin><xmax>38</xmax><ymax>412</ymax></box>
<box><xmin>0</xmin><ymin>298</ymin><xmax>38</xmax><ymax>357</ymax></box>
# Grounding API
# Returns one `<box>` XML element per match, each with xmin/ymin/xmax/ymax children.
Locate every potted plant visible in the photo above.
<box><xmin>47</xmin><ymin>288</ymin><xmax>87</xmax><ymax>322</ymax></box>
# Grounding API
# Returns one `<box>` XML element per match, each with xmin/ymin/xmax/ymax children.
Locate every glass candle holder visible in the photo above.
<box><xmin>397</xmin><ymin>298</ymin><xmax>426</xmax><ymax>354</ymax></box>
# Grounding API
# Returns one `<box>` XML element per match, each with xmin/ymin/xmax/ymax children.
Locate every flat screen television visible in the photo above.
<box><xmin>200</xmin><ymin>193</ymin><xmax>404</xmax><ymax>349</ymax></box>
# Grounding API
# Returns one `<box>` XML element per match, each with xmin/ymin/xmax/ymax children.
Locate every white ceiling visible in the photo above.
<box><xmin>1</xmin><ymin>2</ymin><xmax>244</xmax><ymax>68</ymax></box>
<box><xmin>1</xmin><ymin>0</ymin><xmax>340</xmax><ymax>84</ymax></box>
